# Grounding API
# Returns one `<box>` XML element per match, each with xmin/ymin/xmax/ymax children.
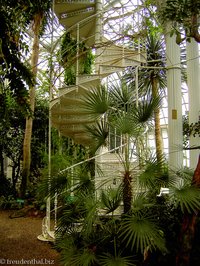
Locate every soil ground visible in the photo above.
<box><xmin>0</xmin><ymin>210</ymin><xmax>61</xmax><ymax>266</ymax></box>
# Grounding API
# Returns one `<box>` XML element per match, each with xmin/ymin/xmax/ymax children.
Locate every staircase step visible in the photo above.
<box><xmin>51</xmin><ymin>107</ymin><xmax>88</xmax><ymax>116</ymax></box>
<box><xmin>77</xmin><ymin>74</ymin><xmax>102</xmax><ymax>88</ymax></box>
<box><xmin>99</xmin><ymin>65</ymin><xmax>125</xmax><ymax>75</ymax></box>
<box><xmin>58</xmin><ymin>123</ymin><xmax>91</xmax><ymax>134</ymax></box>
<box><xmin>59</xmin><ymin>85</ymin><xmax>77</xmax><ymax>97</ymax></box>
<box><xmin>54</xmin><ymin>1</ymin><xmax>96</xmax><ymax>46</ymax></box>
<box><xmin>52</xmin><ymin>116</ymin><xmax>94</xmax><ymax>125</ymax></box>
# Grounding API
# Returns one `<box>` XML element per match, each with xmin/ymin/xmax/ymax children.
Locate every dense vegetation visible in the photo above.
<box><xmin>0</xmin><ymin>0</ymin><xmax>200</xmax><ymax>266</ymax></box>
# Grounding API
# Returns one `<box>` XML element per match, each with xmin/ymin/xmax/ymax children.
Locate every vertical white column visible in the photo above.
<box><xmin>165</xmin><ymin>23</ymin><xmax>183</xmax><ymax>170</ymax></box>
<box><xmin>95</xmin><ymin>0</ymin><xmax>102</xmax><ymax>73</ymax></box>
<box><xmin>76</xmin><ymin>23</ymin><xmax>80</xmax><ymax>86</ymax></box>
<box><xmin>186</xmin><ymin>39</ymin><xmax>200</xmax><ymax>169</ymax></box>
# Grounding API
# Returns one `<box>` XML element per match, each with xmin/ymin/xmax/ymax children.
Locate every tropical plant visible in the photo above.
<box><xmin>160</xmin><ymin>0</ymin><xmax>200</xmax><ymax>43</ymax></box>
<box><xmin>52</xmin><ymin>65</ymin><xmax>200</xmax><ymax>263</ymax></box>
<box><xmin>0</xmin><ymin>78</ymin><xmax>25</xmax><ymax>196</ymax></box>
<box><xmin>0</xmin><ymin>2</ymin><xmax>33</xmax><ymax>114</ymax></box>
<box><xmin>20</xmin><ymin>0</ymin><xmax>52</xmax><ymax>197</ymax></box>
<box><xmin>55</xmin><ymin>160</ymin><xmax>200</xmax><ymax>265</ymax></box>
<box><xmin>82</xmin><ymin>82</ymin><xmax>161</xmax><ymax>214</ymax></box>
<box><xmin>123</xmin><ymin>28</ymin><xmax>166</xmax><ymax>164</ymax></box>
<box><xmin>60</xmin><ymin>32</ymin><xmax>94</xmax><ymax>86</ymax></box>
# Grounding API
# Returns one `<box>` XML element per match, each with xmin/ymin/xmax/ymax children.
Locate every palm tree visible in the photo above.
<box><xmin>82</xmin><ymin>82</ymin><xmax>161</xmax><ymax>214</ymax></box>
<box><xmin>123</xmin><ymin>29</ymin><xmax>166</xmax><ymax>164</ymax></box>
<box><xmin>20</xmin><ymin>0</ymin><xmax>52</xmax><ymax>197</ymax></box>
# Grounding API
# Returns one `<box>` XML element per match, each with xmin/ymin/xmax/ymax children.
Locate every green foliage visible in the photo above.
<box><xmin>138</xmin><ymin>156</ymin><xmax>169</xmax><ymax>191</ymax></box>
<box><xmin>82</xmin><ymin>86</ymin><xmax>110</xmax><ymax>117</ymax></box>
<box><xmin>16</xmin><ymin>0</ymin><xmax>52</xmax><ymax>34</ymax></box>
<box><xmin>171</xmin><ymin>184</ymin><xmax>200</xmax><ymax>213</ymax></box>
<box><xmin>100</xmin><ymin>186</ymin><xmax>123</xmax><ymax>214</ymax></box>
<box><xmin>99</xmin><ymin>253</ymin><xmax>134</xmax><ymax>266</ymax></box>
<box><xmin>37</xmin><ymin>153</ymin><xmax>71</xmax><ymax>199</ymax></box>
<box><xmin>0</xmin><ymin>2</ymin><xmax>35</xmax><ymax>114</ymax></box>
<box><xmin>183</xmin><ymin>114</ymin><xmax>200</xmax><ymax>147</ymax></box>
<box><xmin>162</xmin><ymin>0</ymin><xmax>200</xmax><ymax>22</ymax></box>
<box><xmin>0</xmin><ymin>195</ymin><xmax>18</xmax><ymax>210</ymax></box>
<box><xmin>86</xmin><ymin>120</ymin><xmax>109</xmax><ymax>152</ymax></box>
<box><xmin>55</xmin><ymin>161</ymin><xmax>200</xmax><ymax>265</ymax></box>
<box><xmin>120</xmin><ymin>211</ymin><xmax>166</xmax><ymax>253</ymax></box>
<box><xmin>160</xmin><ymin>0</ymin><xmax>200</xmax><ymax>43</ymax></box>
<box><xmin>109</xmin><ymin>81</ymin><xmax>134</xmax><ymax>112</ymax></box>
<box><xmin>60</xmin><ymin>32</ymin><xmax>94</xmax><ymax>85</ymax></box>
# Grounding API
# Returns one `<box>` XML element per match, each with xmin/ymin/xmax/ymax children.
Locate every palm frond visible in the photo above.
<box><xmin>78</xmin><ymin>248</ymin><xmax>98</xmax><ymax>266</ymax></box>
<box><xmin>120</xmin><ymin>211</ymin><xmax>166</xmax><ymax>253</ymax></box>
<box><xmin>111</xmin><ymin>112</ymin><xmax>139</xmax><ymax>136</ymax></box>
<box><xmin>82</xmin><ymin>85</ymin><xmax>109</xmax><ymax>117</ymax></box>
<box><xmin>98</xmin><ymin>252</ymin><xmax>134</xmax><ymax>266</ymax></box>
<box><xmin>109</xmin><ymin>82</ymin><xmax>134</xmax><ymax>112</ymax></box>
<box><xmin>37</xmin><ymin>170</ymin><xmax>71</xmax><ymax>199</ymax></box>
<box><xmin>100</xmin><ymin>186</ymin><xmax>123</xmax><ymax>214</ymax></box>
<box><xmin>59</xmin><ymin>239</ymin><xmax>79</xmax><ymax>266</ymax></box>
<box><xmin>85</xmin><ymin>119</ymin><xmax>109</xmax><ymax>151</ymax></box>
<box><xmin>80</xmin><ymin>194</ymin><xmax>100</xmax><ymax>236</ymax></box>
<box><xmin>138</xmin><ymin>156</ymin><xmax>169</xmax><ymax>190</ymax></box>
<box><xmin>171</xmin><ymin>184</ymin><xmax>200</xmax><ymax>213</ymax></box>
<box><xmin>132</xmin><ymin>192</ymin><xmax>152</xmax><ymax>211</ymax></box>
<box><xmin>132</xmin><ymin>95</ymin><xmax>161</xmax><ymax>125</ymax></box>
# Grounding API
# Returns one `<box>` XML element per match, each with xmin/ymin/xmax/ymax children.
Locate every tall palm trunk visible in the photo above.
<box><xmin>151</xmin><ymin>75</ymin><xmax>163</xmax><ymax>163</ymax></box>
<box><xmin>176</xmin><ymin>155</ymin><xmax>200</xmax><ymax>266</ymax></box>
<box><xmin>21</xmin><ymin>13</ymin><xmax>43</xmax><ymax>197</ymax></box>
<box><xmin>123</xmin><ymin>135</ymin><xmax>132</xmax><ymax>214</ymax></box>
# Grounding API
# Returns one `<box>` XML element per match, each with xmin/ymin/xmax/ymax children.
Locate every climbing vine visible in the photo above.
<box><xmin>183</xmin><ymin>114</ymin><xmax>200</xmax><ymax>147</ymax></box>
<box><xmin>60</xmin><ymin>32</ymin><xmax>94</xmax><ymax>85</ymax></box>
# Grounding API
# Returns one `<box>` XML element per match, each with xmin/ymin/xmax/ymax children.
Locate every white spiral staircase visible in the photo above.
<box><xmin>51</xmin><ymin>0</ymin><xmax>146</xmax><ymax>146</ymax></box>
<box><xmin>38</xmin><ymin>0</ymin><xmax>146</xmax><ymax>242</ymax></box>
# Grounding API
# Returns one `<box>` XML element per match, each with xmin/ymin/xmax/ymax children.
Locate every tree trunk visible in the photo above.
<box><xmin>123</xmin><ymin>135</ymin><xmax>132</xmax><ymax>214</ymax></box>
<box><xmin>176</xmin><ymin>154</ymin><xmax>200</xmax><ymax>266</ymax></box>
<box><xmin>21</xmin><ymin>13</ymin><xmax>43</xmax><ymax>197</ymax></box>
<box><xmin>0</xmin><ymin>144</ymin><xmax>4</xmax><ymax>179</ymax></box>
<box><xmin>123</xmin><ymin>171</ymin><xmax>132</xmax><ymax>214</ymax></box>
<box><xmin>151</xmin><ymin>75</ymin><xmax>163</xmax><ymax>163</ymax></box>
<box><xmin>190</xmin><ymin>13</ymin><xmax>200</xmax><ymax>43</ymax></box>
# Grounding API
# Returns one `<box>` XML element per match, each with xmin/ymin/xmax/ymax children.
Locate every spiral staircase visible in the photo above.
<box><xmin>51</xmin><ymin>0</ymin><xmax>146</xmax><ymax>146</ymax></box>
<box><xmin>38</xmin><ymin>0</ymin><xmax>146</xmax><ymax>242</ymax></box>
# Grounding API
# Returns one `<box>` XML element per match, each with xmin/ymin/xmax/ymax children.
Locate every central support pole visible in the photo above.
<box><xmin>186</xmin><ymin>39</ymin><xmax>200</xmax><ymax>169</ymax></box>
<box><xmin>165</xmin><ymin>23</ymin><xmax>183</xmax><ymax>170</ymax></box>
<box><xmin>95</xmin><ymin>0</ymin><xmax>102</xmax><ymax>73</ymax></box>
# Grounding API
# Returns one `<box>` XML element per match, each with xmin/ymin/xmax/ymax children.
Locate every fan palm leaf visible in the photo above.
<box><xmin>138</xmin><ymin>156</ymin><xmax>169</xmax><ymax>190</ymax></box>
<box><xmin>85</xmin><ymin>119</ymin><xmax>109</xmax><ymax>151</ymax></box>
<box><xmin>100</xmin><ymin>186</ymin><xmax>123</xmax><ymax>214</ymax></box>
<box><xmin>111</xmin><ymin>112</ymin><xmax>139</xmax><ymax>136</ymax></box>
<box><xmin>171</xmin><ymin>184</ymin><xmax>200</xmax><ymax>213</ymax></box>
<box><xmin>109</xmin><ymin>80</ymin><xmax>135</xmax><ymax>112</ymax></box>
<box><xmin>132</xmin><ymin>192</ymin><xmax>153</xmax><ymax>211</ymax></box>
<box><xmin>82</xmin><ymin>85</ymin><xmax>110</xmax><ymax>118</ymax></box>
<box><xmin>73</xmin><ymin>248</ymin><xmax>98</xmax><ymax>266</ymax></box>
<box><xmin>98</xmin><ymin>252</ymin><xmax>134</xmax><ymax>266</ymax></box>
<box><xmin>120</xmin><ymin>211</ymin><xmax>166</xmax><ymax>253</ymax></box>
<box><xmin>132</xmin><ymin>95</ymin><xmax>162</xmax><ymax>125</ymax></box>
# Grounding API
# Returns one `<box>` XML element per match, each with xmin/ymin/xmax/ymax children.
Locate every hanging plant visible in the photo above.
<box><xmin>60</xmin><ymin>32</ymin><xmax>94</xmax><ymax>85</ymax></box>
